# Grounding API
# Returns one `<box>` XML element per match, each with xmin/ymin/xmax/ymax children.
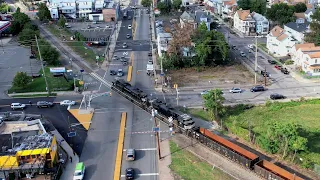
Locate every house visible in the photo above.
<box><xmin>267</xmin><ymin>26</ymin><xmax>297</xmax><ymax>57</ymax></box>
<box><xmin>268</xmin><ymin>0</ymin><xmax>314</xmax><ymax>8</ymax></box>
<box><xmin>291</xmin><ymin>43</ymin><xmax>320</xmax><ymax>76</ymax></box>
<box><xmin>233</xmin><ymin>9</ymin><xmax>256</xmax><ymax>36</ymax></box>
<box><xmin>94</xmin><ymin>0</ymin><xmax>104</xmax><ymax>11</ymax></box>
<box><xmin>157</xmin><ymin>33</ymin><xmax>172</xmax><ymax>57</ymax></box>
<box><xmin>195</xmin><ymin>10</ymin><xmax>211</xmax><ymax>31</ymax></box>
<box><xmin>77</xmin><ymin>0</ymin><xmax>94</xmax><ymax>18</ymax></box>
<box><xmin>305</xmin><ymin>8</ymin><xmax>315</xmax><ymax>22</ymax></box>
<box><xmin>47</xmin><ymin>0</ymin><xmax>77</xmax><ymax>19</ymax></box>
<box><xmin>251</xmin><ymin>12</ymin><xmax>269</xmax><ymax>35</ymax></box>
<box><xmin>284</xmin><ymin>20</ymin><xmax>310</xmax><ymax>43</ymax></box>
<box><xmin>180</xmin><ymin>11</ymin><xmax>196</xmax><ymax>29</ymax></box>
<box><xmin>221</xmin><ymin>0</ymin><xmax>236</xmax><ymax>19</ymax></box>
<box><xmin>102</xmin><ymin>2</ymin><xmax>120</xmax><ymax>22</ymax></box>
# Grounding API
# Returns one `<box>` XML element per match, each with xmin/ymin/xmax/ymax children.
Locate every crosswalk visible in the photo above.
<box><xmin>90</xmin><ymin>72</ymin><xmax>112</xmax><ymax>87</ymax></box>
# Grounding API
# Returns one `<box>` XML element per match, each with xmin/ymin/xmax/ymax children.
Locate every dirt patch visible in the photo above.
<box><xmin>168</xmin><ymin>64</ymin><xmax>255</xmax><ymax>87</ymax></box>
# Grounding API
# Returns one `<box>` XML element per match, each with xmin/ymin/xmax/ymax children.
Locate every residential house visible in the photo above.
<box><xmin>251</xmin><ymin>12</ymin><xmax>269</xmax><ymax>35</ymax></box>
<box><xmin>195</xmin><ymin>10</ymin><xmax>212</xmax><ymax>31</ymax></box>
<box><xmin>305</xmin><ymin>8</ymin><xmax>315</xmax><ymax>22</ymax></box>
<box><xmin>284</xmin><ymin>19</ymin><xmax>310</xmax><ymax>43</ymax></box>
<box><xmin>221</xmin><ymin>0</ymin><xmax>236</xmax><ymax>19</ymax></box>
<box><xmin>47</xmin><ymin>0</ymin><xmax>77</xmax><ymax>19</ymax></box>
<box><xmin>267</xmin><ymin>26</ymin><xmax>297</xmax><ymax>57</ymax></box>
<box><xmin>180</xmin><ymin>11</ymin><xmax>197</xmax><ymax>29</ymax></box>
<box><xmin>268</xmin><ymin>0</ymin><xmax>314</xmax><ymax>8</ymax></box>
<box><xmin>94</xmin><ymin>0</ymin><xmax>104</xmax><ymax>11</ymax></box>
<box><xmin>77</xmin><ymin>0</ymin><xmax>94</xmax><ymax>18</ymax></box>
<box><xmin>157</xmin><ymin>33</ymin><xmax>172</xmax><ymax>57</ymax></box>
<box><xmin>233</xmin><ymin>9</ymin><xmax>256</xmax><ymax>36</ymax></box>
<box><xmin>291</xmin><ymin>43</ymin><xmax>320</xmax><ymax>75</ymax></box>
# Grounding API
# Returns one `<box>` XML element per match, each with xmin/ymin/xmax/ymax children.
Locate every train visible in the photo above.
<box><xmin>111</xmin><ymin>79</ymin><xmax>305</xmax><ymax>180</ymax></box>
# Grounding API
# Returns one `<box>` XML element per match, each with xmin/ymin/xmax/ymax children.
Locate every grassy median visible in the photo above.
<box><xmin>169</xmin><ymin>141</ymin><xmax>235</xmax><ymax>180</ymax></box>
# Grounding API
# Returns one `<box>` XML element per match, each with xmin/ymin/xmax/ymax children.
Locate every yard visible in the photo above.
<box><xmin>9</xmin><ymin>67</ymin><xmax>75</xmax><ymax>93</ymax></box>
<box><xmin>168</xmin><ymin>64</ymin><xmax>254</xmax><ymax>87</ymax></box>
<box><xmin>169</xmin><ymin>141</ymin><xmax>235</xmax><ymax>180</ymax></box>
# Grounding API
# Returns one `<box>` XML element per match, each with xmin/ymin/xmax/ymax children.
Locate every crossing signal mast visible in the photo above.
<box><xmin>79</xmin><ymin>91</ymin><xmax>112</xmax><ymax>110</ymax></box>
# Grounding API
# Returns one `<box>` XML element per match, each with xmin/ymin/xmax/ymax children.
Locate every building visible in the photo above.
<box><xmin>291</xmin><ymin>43</ymin><xmax>320</xmax><ymax>76</ymax></box>
<box><xmin>89</xmin><ymin>12</ymin><xmax>103</xmax><ymax>21</ymax></box>
<box><xmin>157</xmin><ymin>33</ymin><xmax>172</xmax><ymax>57</ymax></box>
<box><xmin>251</xmin><ymin>12</ymin><xmax>269</xmax><ymax>35</ymax></box>
<box><xmin>94</xmin><ymin>0</ymin><xmax>104</xmax><ymax>11</ymax></box>
<box><xmin>195</xmin><ymin>10</ymin><xmax>212</xmax><ymax>31</ymax></box>
<box><xmin>47</xmin><ymin>0</ymin><xmax>77</xmax><ymax>19</ymax></box>
<box><xmin>0</xmin><ymin>120</ymin><xmax>58</xmax><ymax>179</ymax></box>
<box><xmin>267</xmin><ymin>26</ymin><xmax>297</xmax><ymax>57</ymax></box>
<box><xmin>267</xmin><ymin>0</ymin><xmax>314</xmax><ymax>8</ymax></box>
<box><xmin>102</xmin><ymin>2</ymin><xmax>120</xmax><ymax>22</ymax></box>
<box><xmin>180</xmin><ymin>11</ymin><xmax>197</xmax><ymax>29</ymax></box>
<box><xmin>305</xmin><ymin>8</ymin><xmax>315</xmax><ymax>22</ymax></box>
<box><xmin>221</xmin><ymin>0</ymin><xmax>236</xmax><ymax>19</ymax></box>
<box><xmin>284</xmin><ymin>20</ymin><xmax>310</xmax><ymax>43</ymax></box>
<box><xmin>233</xmin><ymin>9</ymin><xmax>256</xmax><ymax>36</ymax></box>
<box><xmin>77</xmin><ymin>0</ymin><xmax>94</xmax><ymax>18</ymax></box>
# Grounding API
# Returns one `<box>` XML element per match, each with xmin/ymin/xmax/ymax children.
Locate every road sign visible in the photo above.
<box><xmin>160</xmin><ymin>73</ymin><xmax>164</xmax><ymax>76</ymax></box>
<box><xmin>153</xmin><ymin>127</ymin><xmax>160</xmax><ymax>132</ymax></box>
<box><xmin>79</xmin><ymin>81</ymin><xmax>84</xmax><ymax>85</ymax></box>
<box><xmin>67</xmin><ymin>131</ymin><xmax>76</xmax><ymax>137</ymax></box>
<box><xmin>80</xmin><ymin>69</ymin><xmax>84</xmax><ymax>73</ymax></box>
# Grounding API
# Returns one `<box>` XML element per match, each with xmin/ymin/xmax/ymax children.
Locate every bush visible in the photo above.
<box><xmin>284</xmin><ymin>59</ymin><xmax>294</xmax><ymax>65</ymax></box>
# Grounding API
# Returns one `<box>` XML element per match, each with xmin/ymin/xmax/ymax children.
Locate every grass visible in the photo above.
<box><xmin>257</xmin><ymin>43</ymin><xmax>268</xmax><ymax>52</ymax></box>
<box><xmin>169</xmin><ymin>141</ymin><xmax>235</xmax><ymax>180</ymax></box>
<box><xmin>47</xmin><ymin>24</ymin><xmax>104</xmax><ymax>65</ymax></box>
<box><xmin>11</xmin><ymin>93</ymin><xmax>57</xmax><ymax>98</ymax></box>
<box><xmin>9</xmin><ymin>67</ymin><xmax>74</xmax><ymax>93</ymax></box>
<box><xmin>184</xmin><ymin>108</ymin><xmax>211</xmax><ymax>122</ymax></box>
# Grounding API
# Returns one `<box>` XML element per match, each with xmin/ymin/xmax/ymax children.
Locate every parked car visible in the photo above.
<box><xmin>250</xmin><ymin>85</ymin><xmax>265</xmax><ymax>92</ymax></box>
<box><xmin>270</xmin><ymin>93</ymin><xmax>286</xmax><ymax>100</ymax></box>
<box><xmin>29</xmin><ymin>54</ymin><xmax>36</xmax><ymax>59</ymax></box>
<box><xmin>148</xmin><ymin>52</ymin><xmax>152</xmax><ymax>56</ymax></box>
<box><xmin>229</xmin><ymin>87</ymin><xmax>242</xmax><ymax>93</ymax></box>
<box><xmin>268</xmin><ymin>59</ymin><xmax>276</xmax><ymax>64</ymax></box>
<box><xmin>148</xmin><ymin>59</ymin><xmax>153</xmax><ymax>64</ymax></box>
<box><xmin>122</xmin><ymin>60</ymin><xmax>128</xmax><ymax>66</ymax></box>
<box><xmin>11</xmin><ymin>103</ymin><xmax>26</xmax><ymax>110</ymax></box>
<box><xmin>231</xmin><ymin>45</ymin><xmax>236</xmax><ymax>50</ymax></box>
<box><xmin>260</xmin><ymin>70</ymin><xmax>270</xmax><ymax>77</ymax></box>
<box><xmin>105</xmin><ymin>25</ymin><xmax>110</xmax><ymax>28</ymax></box>
<box><xmin>36</xmin><ymin>101</ymin><xmax>53</xmax><ymax>108</ymax></box>
<box><xmin>60</xmin><ymin>100</ymin><xmax>76</xmax><ymax>106</ymax></box>
<box><xmin>125</xmin><ymin>168</ymin><xmax>135</xmax><ymax>179</ymax></box>
<box><xmin>248</xmin><ymin>44</ymin><xmax>254</xmax><ymax>49</ymax></box>
<box><xmin>126</xmin><ymin>34</ymin><xmax>131</xmax><ymax>39</ymax></box>
<box><xmin>113</xmin><ymin>55</ymin><xmax>119</xmax><ymax>61</ymax></box>
<box><xmin>87</xmin><ymin>25</ymin><xmax>91</xmax><ymax>29</ymax></box>
<box><xmin>66</xmin><ymin>25</ymin><xmax>71</xmax><ymax>28</ymax></box>
<box><xmin>123</xmin><ymin>43</ymin><xmax>128</xmax><ymax>48</ymax></box>
<box><xmin>117</xmin><ymin>69</ymin><xmax>124</xmax><ymax>77</ymax></box>
<box><xmin>110</xmin><ymin>70</ymin><xmax>117</xmax><ymax>75</ymax></box>
<box><xmin>281</xmin><ymin>67</ymin><xmax>289</xmax><ymax>74</ymax></box>
<box><xmin>274</xmin><ymin>65</ymin><xmax>282</xmax><ymax>70</ymax></box>
<box><xmin>128</xmin><ymin>25</ymin><xmax>132</xmax><ymax>29</ymax></box>
<box><xmin>240</xmin><ymin>51</ymin><xmax>246</xmax><ymax>57</ymax></box>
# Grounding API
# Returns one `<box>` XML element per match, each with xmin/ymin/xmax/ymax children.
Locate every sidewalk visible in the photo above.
<box><xmin>159</xmin><ymin>139</ymin><xmax>174</xmax><ymax>180</ymax></box>
<box><xmin>51</xmin><ymin>130</ymin><xmax>79</xmax><ymax>180</ymax></box>
<box><xmin>7</xmin><ymin>91</ymin><xmax>81</xmax><ymax>97</ymax></box>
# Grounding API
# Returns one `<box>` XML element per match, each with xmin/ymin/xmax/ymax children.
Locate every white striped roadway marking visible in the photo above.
<box><xmin>120</xmin><ymin>173</ymin><xmax>159</xmax><ymax>178</ymax></box>
<box><xmin>123</xmin><ymin>148</ymin><xmax>157</xmax><ymax>151</ymax></box>
<box><xmin>90</xmin><ymin>72</ymin><xmax>112</xmax><ymax>87</ymax></box>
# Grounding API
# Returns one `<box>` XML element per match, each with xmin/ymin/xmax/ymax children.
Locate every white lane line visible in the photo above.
<box><xmin>123</xmin><ymin>148</ymin><xmax>157</xmax><ymax>151</ymax></box>
<box><xmin>120</xmin><ymin>173</ymin><xmax>159</xmax><ymax>177</ymax></box>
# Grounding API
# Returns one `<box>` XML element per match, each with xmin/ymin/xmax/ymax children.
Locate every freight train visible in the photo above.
<box><xmin>111</xmin><ymin>79</ymin><xmax>305</xmax><ymax>180</ymax></box>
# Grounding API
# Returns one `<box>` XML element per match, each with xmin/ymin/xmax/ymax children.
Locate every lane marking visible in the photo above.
<box><xmin>127</xmin><ymin>66</ymin><xmax>133</xmax><ymax>82</ymax></box>
<box><xmin>120</xmin><ymin>173</ymin><xmax>159</xmax><ymax>178</ymax></box>
<box><xmin>113</xmin><ymin>112</ymin><xmax>127</xmax><ymax>180</ymax></box>
<box><xmin>123</xmin><ymin>148</ymin><xmax>157</xmax><ymax>151</ymax></box>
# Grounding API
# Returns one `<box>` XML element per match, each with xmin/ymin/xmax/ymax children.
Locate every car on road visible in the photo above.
<box><xmin>148</xmin><ymin>52</ymin><xmax>152</xmax><ymax>56</ymax></box>
<box><xmin>229</xmin><ymin>87</ymin><xmax>242</xmax><ymax>93</ymax></box>
<box><xmin>281</xmin><ymin>67</ymin><xmax>289</xmax><ymax>74</ymax></box>
<box><xmin>201</xmin><ymin>90</ymin><xmax>209</xmax><ymax>95</ymax></box>
<box><xmin>36</xmin><ymin>101</ymin><xmax>53</xmax><ymax>108</ymax></box>
<box><xmin>87</xmin><ymin>25</ymin><xmax>91</xmax><ymax>29</ymax></box>
<box><xmin>123</xmin><ymin>43</ymin><xmax>128</xmax><ymax>48</ymax></box>
<box><xmin>240</xmin><ymin>51</ymin><xmax>246</xmax><ymax>57</ymax></box>
<box><xmin>112</xmin><ymin>55</ymin><xmax>119</xmax><ymax>61</ymax></box>
<box><xmin>231</xmin><ymin>45</ymin><xmax>236</xmax><ymax>50</ymax></box>
<box><xmin>122</xmin><ymin>60</ymin><xmax>128</xmax><ymax>66</ymax></box>
<box><xmin>95</xmin><ymin>25</ymin><xmax>100</xmax><ymax>29</ymax></box>
<box><xmin>110</xmin><ymin>70</ymin><xmax>117</xmax><ymax>75</ymax></box>
<box><xmin>60</xmin><ymin>100</ymin><xmax>76</xmax><ymax>106</ymax></box>
<box><xmin>126</xmin><ymin>34</ymin><xmax>131</xmax><ymax>39</ymax></box>
<box><xmin>66</xmin><ymin>25</ymin><xmax>71</xmax><ymax>28</ymax></box>
<box><xmin>117</xmin><ymin>69</ymin><xmax>124</xmax><ymax>77</ymax></box>
<box><xmin>274</xmin><ymin>65</ymin><xmax>282</xmax><ymax>70</ymax></box>
<box><xmin>92</xmin><ymin>21</ymin><xmax>97</xmax><ymax>24</ymax></box>
<box><xmin>128</xmin><ymin>25</ymin><xmax>132</xmax><ymax>29</ymax></box>
<box><xmin>105</xmin><ymin>25</ymin><xmax>110</xmax><ymax>28</ymax></box>
<box><xmin>125</xmin><ymin>168</ymin><xmax>134</xmax><ymax>179</ymax></box>
<box><xmin>261</xmin><ymin>70</ymin><xmax>270</xmax><ymax>77</ymax></box>
<box><xmin>250</xmin><ymin>85</ymin><xmax>265</xmax><ymax>92</ymax></box>
<box><xmin>11</xmin><ymin>103</ymin><xmax>26</xmax><ymax>110</ymax></box>
<box><xmin>268</xmin><ymin>59</ymin><xmax>276</xmax><ymax>64</ymax></box>
<box><xmin>270</xmin><ymin>93</ymin><xmax>286</xmax><ymax>100</ymax></box>
<box><xmin>248</xmin><ymin>44</ymin><xmax>254</xmax><ymax>49</ymax></box>
<box><xmin>126</xmin><ymin>149</ymin><xmax>135</xmax><ymax>161</ymax></box>
<box><xmin>148</xmin><ymin>59</ymin><xmax>153</xmax><ymax>64</ymax></box>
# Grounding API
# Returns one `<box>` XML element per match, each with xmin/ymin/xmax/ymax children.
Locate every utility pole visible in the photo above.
<box><xmin>152</xmin><ymin>109</ymin><xmax>162</xmax><ymax>160</ymax></box>
<box><xmin>29</xmin><ymin>56</ymin><xmax>34</xmax><ymax>80</ymax></box>
<box><xmin>254</xmin><ymin>36</ymin><xmax>258</xmax><ymax>84</ymax></box>
<box><xmin>264</xmin><ymin>66</ymin><xmax>267</xmax><ymax>87</ymax></box>
<box><xmin>35</xmin><ymin>35</ymin><xmax>50</xmax><ymax>95</ymax></box>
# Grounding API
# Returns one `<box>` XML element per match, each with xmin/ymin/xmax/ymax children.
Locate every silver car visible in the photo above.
<box><xmin>229</xmin><ymin>88</ymin><xmax>242</xmax><ymax>93</ymax></box>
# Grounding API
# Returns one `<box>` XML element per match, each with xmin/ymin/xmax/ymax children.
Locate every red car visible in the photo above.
<box><xmin>274</xmin><ymin>65</ymin><xmax>282</xmax><ymax>70</ymax></box>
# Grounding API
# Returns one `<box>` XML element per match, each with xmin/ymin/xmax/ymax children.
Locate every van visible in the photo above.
<box><xmin>73</xmin><ymin>162</ymin><xmax>85</xmax><ymax>180</ymax></box>
<box><xmin>126</xmin><ymin>149</ymin><xmax>135</xmax><ymax>161</ymax></box>
<box><xmin>11</xmin><ymin>103</ymin><xmax>26</xmax><ymax>110</ymax></box>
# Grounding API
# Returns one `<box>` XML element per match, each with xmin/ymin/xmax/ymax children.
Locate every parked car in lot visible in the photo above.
<box><xmin>240</xmin><ymin>51</ymin><xmax>246</xmax><ymax>57</ymax></box>
<box><xmin>274</xmin><ymin>65</ymin><xmax>282</xmax><ymax>70</ymax></box>
<box><xmin>270</xmin><ymin>93</ymin><xmax>286</xmax><ymax>100</ymax></box>
<box><xmin>110</xmin><ymin>70</ymin><xmax>117</xmax><ymax>75</ymax></box>
<box><xmin>117</xmin><ymin>69</ymin><xmax>124</xmax><ymax>77</ymax></box>
<box><xmin>128</xmin><ymin>25</ymin><xmax>132</xmax><ymax>29</ymax></box>
<box><xmin>260</xmin><ymin>70</ymin><xmax>270</xmax><ymax>77</ymax></box>
<box><xmin>11</xmin><ymin>103</ymin><xmax>26</xmax><ymax>110</ymax></box>
<box><xmin>268</xmin><ymin>59</ymin><xmax>276</xmax><ymax>64</ymax></box>
<box><xmin>281</xmin><ymin>67</ymin><xmax>289</xmax><ymax>74</ymax></box>
<box><xmin>229</xmin><ymin>87</ymin><xmax>242</xmax><ymax>93</ymax></box>
<box><xmin>37</xmin><ymin>101</ymin><xmax>53</xmax><ymax>108</ymax></box>
<box><xmin>250</xmin><ymin>85</ymin><xmax>265</xmax><ymax>92</ymax></box>
<box><xmin>125</xmin><ymin>168</ymin><xmax>134</xmax><ymax>179</ymax></box>
<box><xmin>60</xmin><ymin>100</ymin><xmax>76</xmax><ymax>106</ymax></box>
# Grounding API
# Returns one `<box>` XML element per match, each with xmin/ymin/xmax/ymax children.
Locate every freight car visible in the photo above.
<box><xmin>112</xmin><ymin>79</ymin><xmax>148</xmax><ymax>103</ymax></box>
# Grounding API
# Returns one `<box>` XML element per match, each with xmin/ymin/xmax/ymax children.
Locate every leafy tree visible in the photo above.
<box><xmin>0</xmin><ymin>3</ymin><xmax>10</xmax><ymax>13</ymax></box>
<box><xmin>291</xmin><ymin>136</ymin><xmax>308</xmax><ymax>162</ymax></box>
<box><xmin>210</xmin><ymin>21</ymin><xmax>219</xmax><ymax>30</ymax></box>
<box><xmin>18</xmin><ymin>28</ymin><xmax>38</xmax><ymax>45</ymax></box>
<box><xmin>294</xmin><ymin>2</ymin><xmax>307</xmax><ymax>13</ymax></box>
<box><xmin>141</xmin><ymin>0</ymin><xmax>152</xmax><ymax>7</ymax></box>
<box><xmin>305</xmin><ymin>8</ymin><xmax>320</xmax><ymax>45</ymax></box>
<box><xmin>37</xmin><ymin>3</ymin><xmax>51</xmax><ymax>21</ymax></box>
<box><xmin>58</xmin><ymin>16</ymin><xmax>66</xmax><ymax>28</ymax></box>
<box><xmin>12</xmin><ymin>72</ymin><xmax>31</xmax><ymax>88</ymax></box>
<box><xmin>23</xmin><ymin>23</ymin><xmax>39</xmax><ymax>31</ymax></box>
<box><xmin>172</xmin><ymin>0</ymin><xmax>182</xmax><ymax>10</ymax></box>
<box><xmin>237</xmin><ymin>0</ymin><xmax>251</xmax><ymax>10</ymax></box>
<box><xmin>168</xmin><ymin>23</ymin><xmax>194</xmax><ymax>56</ymax></box>
<box><xmin>157</xmin><ymin>1</ymin><xmax>170</xmax><ymax>14</ymax></box>
<box><xmin>202</xmin><ymin>89</ymin><xmax>225</xmax><ymax>122</ymax></box>
<box><xmin>266</xmin><ymin>3</ymin><xmax>295</xmax><ymax>26</ymax></box>
<box><xmin>237</xmin><ymin>0</ymin><xmax>266</xmax><ymax>15</ymax></box>
<box><xmin>38</xmin><ymin>39</ymin><xmax>60</xmax><ymax>65</ymax></box>
<box><xmin>9</xmin><ymin>8</ymin><xmax>30</xmax><ymax>35</ymax></box>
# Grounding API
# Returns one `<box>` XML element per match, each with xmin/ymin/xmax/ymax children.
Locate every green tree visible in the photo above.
<box><xmin>9</xmin><ymin>8</ymin><xmax>30</xmax><ymax>35</ymax></box>
<box><xmin>237</xmin><ymin>0</ymin><xmax>266</xmax><ymax>15</ymax></box>
<box><xmin>18</xmin><ymin>28</ymin><xmax>38</xmax><ymax>45</ymax></box>
<box><xmin>237</xmin><ymin>0</ymin><xmax>251</xmax><ymax>10</ymax></box>
<box><xmin>157</xmin><ymin>1</ymin><xmax>170</xmax><ymax>14</ymax></box>
<box><xmin>38</xmin><ymin>39</ymin><xmax>60</xmax><ymax>65</ymax></box>
<box><xmin>266</xmin><ymin>3</ymin><xmax>295</xmax><ymax>26</ymax></box>
<box><xmin>0</xmin><ymin>3</ymin><xmax>10</xmax><ymax>13</ymax></box>
<box><xmin>58</xmin><ymin>16</ymin><xmax>66</xmax><ymax>28</ymax></box>
<box><xmin>291</xmin><ymin>137</ymin><xmax>308</xmax><ymax>162</ymax></box>
<box><xmin>141</xmin><ymin>0</ymin><xmax>152</xmax><ymax>7</ymax></box>
<box><xmin>202</xmin><ymin>89</ymin><xmax>225</xmax><ymax>122</ymax></box>
<box><xmin>37</xmin><ymin>3</ymin><xmax>51</xmax><ymax>21</ymax></box>
<box><xmin>305</xmin><ymin>8</ymin><xmax>320</xmax><ymax>45</ymax></box>
<box><xmin>294</xmin><ymin>2</ymin><xmax>307</xmax><ymax>13</ymax></box>
<box><xmin>172</xmin><ymin>0</ymin><xmax>182</xmax><ymax>10</ymax></box>
<box><xmin>12</xmin><ymin>72</ymin><xmax>31</xmax><ymax>88</ymax></box>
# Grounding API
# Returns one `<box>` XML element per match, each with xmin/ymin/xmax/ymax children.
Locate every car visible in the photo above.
<box><xmin>261</xmin><ymin>70</ymin><xmax>270</xmax><ymax>77</ymax></box>
<box><xmin>73</xmin><ymin>162</ymin><xmax>85</xmax><ymax>180</ymax></box>
<box><xmin>87</xmin><ymin>25</ymin><xmax>91</xmax><ymax>29</ymax></box>
<box><xmin>95</xmin><ymin>25</ymin><xmax>100</xmax><ymax>28</ymax></box>
<box><xmin>92</xmin><ymin>21</ymin><xmax>97</xmax><ymax>24</ymax></box>
<box><xmin>128</xmin><ymin>16</ymin><xmax>132</xmax><ymax>20</ymax></box>
<box><xmin>240</xmin><ymin>52</ymin><xmax>246</xmax><ymax>57</ymax></box>
<box><xmin>250</xmin><ymin>85</ymin><xmax>265</xmax><ymax>92</ymax></box>
<box><xmin>110</xmin><ymin>70</ymin><xmax>117</xmax><ymax>75</ymax></box>
<box><xmin>66</xmin><ymin>25</ymin><xmax>71</xmax><ymax>28</ymax></box>
<box><xmin>29</xmin><ymin>54</ymin><xmax>36</xmax><ymax>59</ymax></box>
<box><xmin>36</xmin><ymin>101</ymin><xmax>53</xmax><ymax>108</ymax></box>
<box><xmin>117</xmin><ymin>69</ymin><xmax>124</xmax><ymax>77</ymax></box>
<box><xmin>112</xmin><ymin>55</ymin><xmax>119</xmax><ymax>61</ymax></box>
<box><xmin>248</xmin><ymin>44</ymin><xmax>254</xmax><ymax>49</ymax></box>
<box><xmin>268</xmin><ymin>59</ymin><xmax>276</xmax><ymax>64</ymax></box>
<box><xmin>60</xmin><ymin>100</ymin><xmax>76</xmax><ymax>106</ymax></box>
<box><xmin>281</xmin><ymin>67</ymin><xmax>289</xmax><ymax>74</ymax></box>
<box><xmin>123</xmin><ymin>43</ymin><xmax>128</xmax><ymax>48</ymax></box>
<box><xmin>229</xmin><ymin>87</ymin><xmax>242</xmax><ymax>93</ymax></box>
<box><xmin>128</xmin><ymin>25</ymin><xmax>132</xmax><ymax>29</ymax></box>
<box><xmin>201</xmin><ymin>90</ymin><xmax>209</xmax><ymax>95</ymax></box>
<box><xmin>270</xmin><ymin>93</ymin><xmax>286</xmax><ymax>100</ymax></box>
<box><xmin>148</xmin><ymin>59</ymin><xmax>153</xmax><ymax>64</ymax></box>
<box><xmin>274</xmin><ymin>65</ymin><xmax>282</xmax><ymax>70</ymax></box>
<box><xmin>231</xmin><ymin>45</ymin><xmax>237</xmax><ymax>50</ymax></box>
<box><xmin>105</xmin><ymin>25</ymin><xmax>110</xmax><ymax>28</ymax></box>
<box><xmin>126</xmin><ymin>34</ymin><xmax>131</xmax><ymax>39</ymax></box>
<box><xmin>11</xmin><ymin>103</ymin><xmax>26</xmax><ymax>110</ymax></box>
<box><xmin>120</xmin><ymin>56</ymin><xmax>127</xmax><ymax>62</ymax></box>
<box><xmin>125</xmin><ymin>168</ymin><xmax>134</xmax><ymax>179</ymax></box>
<box><xmin>122</xmin><ymin>60</ymin><xmax>128</xmax><ymax>65</ymax></box>
<box><xmin>148</xmin><ymin>52</ymin><xmax>152</xmax><ymax>56</ymax></box>
<box><xmin>126</xmin><ymin>149</ymin><xmax>135</xmax><ymax>161</ymax></box>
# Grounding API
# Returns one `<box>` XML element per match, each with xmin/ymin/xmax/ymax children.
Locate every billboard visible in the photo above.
<box><xmin>50</xmin><ymin>67</ymin><xmax>66</xmax><ymax>73</ymax></box>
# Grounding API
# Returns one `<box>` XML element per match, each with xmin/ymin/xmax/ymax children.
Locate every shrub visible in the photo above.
<box><xmin>285</xmin><ymin>59</ymin><xmax>294</xmax><ymax>65</ymax></box>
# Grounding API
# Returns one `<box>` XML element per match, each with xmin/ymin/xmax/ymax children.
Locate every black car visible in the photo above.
<box><xmin>268</xmin><ymin>59</ymin><xmax>276</xmax><ymax>64</ymax></box>
<box><xmin>110</xmin><ymin>70</ymin><xmax>117</xmax><ymax>76</ymax></box>
<box><xmin>37</xmin><ymin>101</ymin><xmax>53</xmax><ymax>108</ymax></box>
<box><xmin>125</xmin><ymin>168</ymin><xmax>134</xmax><ymax>179</ymax></box>
<box><xmin>250</xmin><ymin>85</ymin><xmax>265</xmax><ymax>92</ymax></box>
<box><xmin>270</xmin><ymin>93</ymin><xmax>286</xmax><ymax>100</ymax></box>
<box><xmin>260</xmin><ymin>70</ymin><xmax>270</xmax><ymax>77</ymax></box>
<box><xmin>148</xmin><ymin>52</ymin><xmax>152</xmax><ymax>56</ymax></box>
<box><xmin>281</xmin><ymin>67</ymin><xmax>289</xmax><ymax>74</ymax></box>
<box><xmin>29</xmin><ymin>54</ymin><xmax>36</xmax><ymax>59</ymax></box>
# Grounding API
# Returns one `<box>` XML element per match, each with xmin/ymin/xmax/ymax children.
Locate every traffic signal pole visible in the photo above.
<box><xmin>152</xmin><ymin>109</ymin><xmax>162</xmax><ymax>160</ymax></box>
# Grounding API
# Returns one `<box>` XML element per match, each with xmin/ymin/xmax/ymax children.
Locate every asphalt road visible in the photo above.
<box><xmin>0</xmin><ymin>96</ymin><xmax>86</xmax><ymax>155</ymax></box>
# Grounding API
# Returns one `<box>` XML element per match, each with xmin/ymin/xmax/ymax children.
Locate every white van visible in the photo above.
<box><xmin>11</xmin><ymin>103</ymin><xmax>26</xmax><ymax>110</ymax></box>
<box><xmin>73</xmin><ymin>162</ymin><xmax>85</xmax><ymax>180</ymax></box>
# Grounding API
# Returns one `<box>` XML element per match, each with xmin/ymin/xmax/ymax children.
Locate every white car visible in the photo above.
<box><xmin>105</xmin><ymin>25</ymin><xmax>110</xmax><ymax>28</ymax></box>
<box><xmin>248</xmin><ymin>44</ymin><xmax>254</xmax><ymax>49</ymax></box>
<box><xmin>229</xmin><ymin>88</ymin><xmax>242</xmax><ymax>93</ymax></box>
<box><xmin>240</xmin><ymin>52</ymin><xmax>246</xmax><ymax>57</ymax></box>
<box><xmin>128</xmin><ymin>25</ymin><xmax>132</xmax><ymax>29</ymax></box>
<box><xmin>11</xmin><ymin>103</ymin><xmax>26</xmax><ymax>110</ymax></box>
<box><xmin>60</xmin><ymin>100</ymin><xmax>76</xmax><ymax>106</ymax></box>
<box><xmin>200</xmin><ymin>90</ymin><xmax>209</xmax><ymax>95</ymax></box>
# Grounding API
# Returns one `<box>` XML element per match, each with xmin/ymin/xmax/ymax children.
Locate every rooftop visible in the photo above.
<box><xmin>180</xmin><ymin>11</ymin><xmax>195</xmax><ymax>21</ymax></box>
<box><xmin>270</xmin><ymin>26</ymin><xmax>285</xmax><ymax>37</ymax></box>
<box><xmin>0</xmin><ymin>120</ymin><xmax>44</xmax><ymax>135</ymax></box>
<box><xmin>295</xmin><ymin>43</ymin><xmax>315</xmax><ymax>51</ymax></box>
<box><xmin>251</xmin><ymin>12</ymin><xmax>267</xmax><ymax>22</ymax></box>
<box><xmin>285</xmin><ymin>21</ymin><xmax>310</xmax><ymax>32</ymax></box>
<box><xmin>195</xmin><ymin>11</ymin><xmax>211</xmax><ymax>23</ymax></box>
<box><xmin>236</xmin><ymin>9</ymin><xmax>251</xmax><ymax>21</ymax></box>
<box><xmin>158</xmin><ymin>33</ymin><xmax>172</xmax><ymax>39</ymax></box>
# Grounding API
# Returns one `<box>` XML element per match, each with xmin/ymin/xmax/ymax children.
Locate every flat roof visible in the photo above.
<box><xmin>0</xmin><ymin>120</ymin><xmax>43</xmax><ymax>134</ymax></box>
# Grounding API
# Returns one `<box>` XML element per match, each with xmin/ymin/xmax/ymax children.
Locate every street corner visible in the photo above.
<box><xmin>68</xmin><ymin>108</ymin><xmax>94</xmax><ymax>130</ymax></box>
